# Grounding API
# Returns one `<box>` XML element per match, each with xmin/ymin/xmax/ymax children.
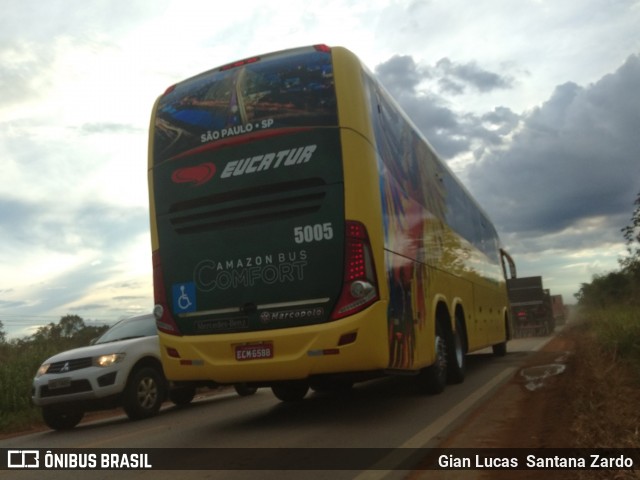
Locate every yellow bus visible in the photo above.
<box><xmin>148</xmin><ymin>44</ymin><xmax>511</xmax><ymax>402</ymax></box>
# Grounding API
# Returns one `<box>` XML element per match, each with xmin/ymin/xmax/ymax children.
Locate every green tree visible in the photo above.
<box><xmin>621</xmin><ymin>190</ymin><xmax>640</xmax><ymax>272</ymax></box>
<box><xmin>31</xmin><ymin>315</ymin><xmax>85</xmax><ymax>341</ymax></box>
<box><xmin>73</xmin><ymin>323</ymin><xmax>110</xmax><ymax>345</ymax></box>
<box><xmin>58</xmin><ymin>314</ymin><xmax>85</xmax><ymax>338</ymax></box>
<box><xmin>578</xmin><ymin>193</ymin><xmax>640</xmax><ymax>307</ymax></box>
<box><xmin>575</xmin><ymin>270</ymin><xmax>634</xmax><ymax>308</ymax></box>
<box><xmin>29</xmin><ymin>315</ymin><xmax>109</xmax><ymax>349</ymax></box>
<box><xmin>0</xmin><ymin>320</ymin><xmax>6</xmax><ymax>344</ymax></box>
<box><xmin>31</xmin><ymin>322</ymin><xmax>62</xmax><ymax>342</ymax></box>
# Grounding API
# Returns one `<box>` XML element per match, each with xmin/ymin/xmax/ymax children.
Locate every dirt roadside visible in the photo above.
<box><xmin>408</xmin><ymin>324</ymin><xmax>640</xmax><ymax>480</ymax></box>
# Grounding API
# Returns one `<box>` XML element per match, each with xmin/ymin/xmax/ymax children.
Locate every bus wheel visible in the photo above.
<box><xmin>417</xmin><ymin>327</ymin><xmax>447</xmax><ymax>394</ymax></box>
<box><xmin>447</xmin><ymin>318</ymin><xmax>466</xmax><ymax>384</ymax></box>
<box><xmin>492</xmin><ymin>340</ymin><xmax>507</xmax><ymax>356</ymax></box>
<box><xmin>234</xmin><ymin>384</ymin><xmax>258</xmax><ymax>396</ymax></box>
<box><xmin>271</xmin><ymin>381</ymin><xmax>309</xmax><ymax>402</ymax></box>
<box><xmin>169</xmin><ymin>385</ymin><xmax>196</xmax><ymax>406</ymax></box>
<box><xmin>309</xmin><ymin>378</ymin><xmax>354</xmax><ymax>393</ymax></box>
<box><xmin>492</xmin><ymin>319</ymin><xmax>508</xmax><ymax>357</ymax></box>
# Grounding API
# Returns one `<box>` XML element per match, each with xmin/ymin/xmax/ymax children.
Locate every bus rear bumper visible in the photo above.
<box><xmin>158</xmin><ymin>301</ymin><xmax>389</xmax><ymax>384</ymax></box>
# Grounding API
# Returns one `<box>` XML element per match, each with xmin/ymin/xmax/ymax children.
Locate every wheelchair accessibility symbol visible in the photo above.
<box><xmin>172</xmin><ymin>282</ymin><xmax>197</xmax><ymax>314</ymax></box>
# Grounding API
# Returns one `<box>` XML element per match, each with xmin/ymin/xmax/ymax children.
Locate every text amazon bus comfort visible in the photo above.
<box><xmin>148</xmin><ymin>44</ymin><xmax>512</xmax><ymax>402</ymax></box>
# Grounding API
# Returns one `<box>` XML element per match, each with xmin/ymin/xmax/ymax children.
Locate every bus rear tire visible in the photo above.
<box><xmin>169</xmin><ymin>385</ymin><xmax>196</xmax><ymax>406</ymax></box>
<box><xmin>234</xmin><ymin>384</ymin><xmax>258</xmax><ymax>396</ymax></box>
<box><xmin>309</xmin><ymin>378</ymin><xmax>354</xmax><ymax>393</ymax></box>
<box><xmin>417</xmin><ymin>328</ymin><xmax>447</xmax><ymax>394</ymax></box>
<box><xmin>271</xmin><ymin>381</ymin><xmax>309</xmax><ymax>402</ymax></box>
<box><xmin>493</xmin><ymin>317</ymin><xmax>509</xmax><ymax>356</ymax></box>
<box><xmin>492</xmin><ymin>341</ymin><xmax>507</xmax><ymax>356</ymax></box>
<box><xmin>447</xmin><ymin>318</ymin><xmax>466</xmax><ymax>384</ymax></box>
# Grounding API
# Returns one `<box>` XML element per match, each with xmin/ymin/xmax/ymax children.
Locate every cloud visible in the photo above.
<box><xmin>0</xmin><ymin>190</ymin><xmax>151</xmax><ymax>321</ymax></box>
<box><xmin>436</xmin><ymin>57</ymin><xmax>514</xmax><ymax>94</ymax></box>
<box><xmin>0</xmin><ymin>0</ymin><xmax>166</xmax><ymax>112</ymax></box>
<box><xmin>0</xmin><ymin>214</ymin><xmax>152</xmax><ymax>326</ymax></box>
<box><xmin>466</xmin><ymin>54</ymin><xmax>640</xmax><ymax>241</ymax></box>
<box><xmin>371</xmin><ymin>50</ymin><xmax>640</xmax><ymax>291</ymax></box>
<box><xmin>375</xmin><ymin>53</ymin><xmax>514</xmax><ymax>98</ymax></box>
<box><xmin>0</xmin><ymin>0</ymin><xmax>162</xmax><ymax>43</ymax></box>
<box><xmin>480</xmin><ymin>107</ymin><xmax>520</xmax><ymax>136</ymax></box>
<box><xmin>78</xmin><ymin>122</ymin><xmax>142</xmax><ymax>135</ymax></box>
<box><xmin>0</xmin><ymin>42</ymin><xmax>53</xmax><ymax>108</ymax></box>
<box><xmin>375</xmin><ymin>51</ymin><xmax>640</xmax><ymax>233</ymax></box>
<box><xmin>374</xmin><ymin>57</ymin><xmax>462</xmax><ymax>157</ymax></box>
<box><xmin>0</xmin><ymin>299</ymin><xmax>28</xmax><ymax>309</ymax></box>
<box><xmin>374</xmin><ymin>55</ymin><xmax>428</xmax><ymax>92</ymax></box>
<box><xmin>374</xmin><ymin>55</ymin><xmax>518</xmax><ymax>158</ymax></box>
<box><xmin>0</xmin><ymin>195</ymin><xmax>147</xmax><ymax>254</ymax></box>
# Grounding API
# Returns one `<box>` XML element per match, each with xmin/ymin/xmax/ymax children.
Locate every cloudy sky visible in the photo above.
<box><xmin>1</xmin><ymin>0</ymin><xmax>639</xmax><ymax>338</ymax></box>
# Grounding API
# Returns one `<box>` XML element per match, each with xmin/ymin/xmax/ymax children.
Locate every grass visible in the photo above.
<box><xmin>0</xmin><ymin>341</ymin><xmax>62</xmax><ymax>433</ymax></box>
<box><xmin>582</xmin><ymin>306</ymin><xmax>640</xmax><ymax>370</ymax></box>
<box><xmin>567</xmin><ymin>306</ymin><xmax>640</xmax><ymax>453</ymax></box>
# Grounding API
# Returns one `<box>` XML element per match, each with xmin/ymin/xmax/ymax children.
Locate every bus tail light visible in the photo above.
<box><xmin>331</xmin><ymin>221</ymin><xmax>379</xmax><ymax>320</ymax></box>
<box><xmin>219</xmin><ymin>56</ymin><xmax>260</xmax><ymax>71</ymax></box>
<box><xmin>152</xmin><ymin>250</ymin><xmax>182</xmax><ymax>336</ymax></box>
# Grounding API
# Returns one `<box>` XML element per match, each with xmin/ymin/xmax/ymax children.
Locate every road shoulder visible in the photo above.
<box><xmin>408</xmin><ymin>330</ymin><xmax>577</xmax><ymax>479</ymax></box>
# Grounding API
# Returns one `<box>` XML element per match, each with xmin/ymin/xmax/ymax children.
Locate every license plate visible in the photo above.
<box><xmin>235</xmin><ymin>343</ymin><xmax>273</xmax><ymax>361</ymax></box>
<box><xmin>48</xmin><ymin>377</ymin><xmax>71</xmax><ymax>390</ymax></box>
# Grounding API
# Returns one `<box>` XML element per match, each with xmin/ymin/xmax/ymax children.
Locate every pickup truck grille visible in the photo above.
<box><xmin>47</xmin><ymin>357</ymin><xmax>93</xmax><ymax>373</ymax></box>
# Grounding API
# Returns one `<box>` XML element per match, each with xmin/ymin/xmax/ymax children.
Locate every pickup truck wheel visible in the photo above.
<box><xmin>42</xmin><ymin>406</ymin><xmax>84</xmax><ymax>430</ymax></box>
<box><xmin>123</xmin><ymin>366</ymin><xmax>165</xmax><ymax>420</ymax></box>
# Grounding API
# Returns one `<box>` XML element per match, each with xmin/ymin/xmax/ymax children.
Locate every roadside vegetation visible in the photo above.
<box><xmin>0</xmin><ymin>315</ymin><xmax>109</xmax><ymax>434</ymax></box>
<box><xmin>568</xmin><ymin>191</ymin><xmax>640</xmax><ymax>451</ymax></box>
<box><xmin>574</xmin><ymin>190</ymin><xmax>640</xmax><ymax>373</ymax></box>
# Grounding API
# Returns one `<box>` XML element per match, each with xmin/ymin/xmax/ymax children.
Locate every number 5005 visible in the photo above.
<box><xmin>293</xmin><ymin>223</ymin><xmax>334</xmax><ymax>244</ymax></box>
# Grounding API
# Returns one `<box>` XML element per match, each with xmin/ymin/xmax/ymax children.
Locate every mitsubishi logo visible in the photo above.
<box><xmin>60</xmin><ymin>362</ymin><xmax>70</xmax><ymax>373</ymax></box>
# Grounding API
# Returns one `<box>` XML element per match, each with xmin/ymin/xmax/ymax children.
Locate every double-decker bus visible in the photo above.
<box><xmin>148</xmin><ymin>44</ymin><xmax>511</xmax><ymax>402</ymax></box>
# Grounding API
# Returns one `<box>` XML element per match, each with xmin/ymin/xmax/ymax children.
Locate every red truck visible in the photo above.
<box><xmin>551</xmin><ymin>294</ymin><xmax>566</xmax><ymax>325</ymax></box>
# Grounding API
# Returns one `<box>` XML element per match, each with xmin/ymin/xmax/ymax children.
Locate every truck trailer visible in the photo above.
<box><xmin>506</xmin><ymin>276</ymin><xmax>554</xmax><ymax>337</ymax></box>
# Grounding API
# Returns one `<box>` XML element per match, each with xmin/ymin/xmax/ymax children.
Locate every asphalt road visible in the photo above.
<box><xmin>1</xmin><ymin>335</ymin><xmax>554</xmax><ymax>480</ymax></box>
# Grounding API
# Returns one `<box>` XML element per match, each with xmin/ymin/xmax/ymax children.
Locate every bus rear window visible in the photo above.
<box><xmin>154</xmin><ymin>47</ymin><xmax>337</xmax><ymax>164</ymax></box>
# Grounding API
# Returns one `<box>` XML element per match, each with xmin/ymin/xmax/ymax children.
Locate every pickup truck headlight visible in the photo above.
<box><xmin>94</xmin><ymin>353</ymin><xmax>126</xmax><ymax>367</ymax></box>
<box><xmin>35</xmin><ymin>364</ymin><xmax>51</xmax><ymax>377</ymax></box>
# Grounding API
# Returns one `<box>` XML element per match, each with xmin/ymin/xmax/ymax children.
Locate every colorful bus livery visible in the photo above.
<box><xmin>148</xmin><ymin>45</ymin><xmax>511</xmax><ymax>402</ymax></box>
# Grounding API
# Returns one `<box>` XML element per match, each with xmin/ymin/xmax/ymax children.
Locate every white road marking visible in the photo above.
<box><xmin>353</xmin><ymin>366</ymin><xmax>517</xmax><ymax>480</ymax></box>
